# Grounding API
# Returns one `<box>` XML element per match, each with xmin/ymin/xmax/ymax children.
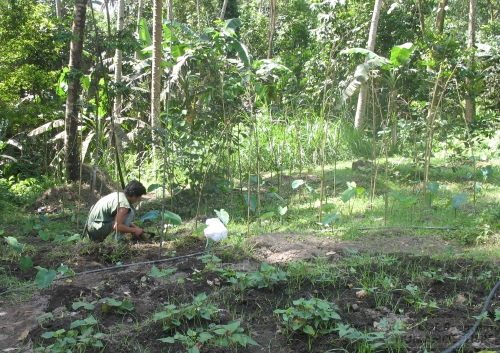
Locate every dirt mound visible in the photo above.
<box><xmin>248</xmin><ymin>231</ymin><xmax>466</xmax><ymax>263</ymax></box>
<box><xmin>32</xmin><ymin>165</ymin><xmax>120</xmax><ymax>212</ymax></box>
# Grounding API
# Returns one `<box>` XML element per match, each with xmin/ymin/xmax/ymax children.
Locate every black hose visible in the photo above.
<box><xmin>0</xmin><ymin>248</ymin><xmax>223</xmax><ymax>297</ymax></box>
<box><xmin>440</xmin><ymin>280</ymin><xmax>500</xmax><ymax>353</ymax></box>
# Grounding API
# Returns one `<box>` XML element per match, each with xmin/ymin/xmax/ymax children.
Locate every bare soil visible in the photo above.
<box><xmin>1</xmin><ymin>231</ymin><xmax>499</xmax><ymax>353</ymax></box>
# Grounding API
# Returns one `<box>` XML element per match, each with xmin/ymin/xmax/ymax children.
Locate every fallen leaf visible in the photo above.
<box><xmin>455</xmin><ymin>294</ymin><xmax>467</xmax><ymax>304</ymax></box>
<box><xmin>18</xmin><ymin>329</ymin><xmax>29</xmax><ymax>341</ymax></box>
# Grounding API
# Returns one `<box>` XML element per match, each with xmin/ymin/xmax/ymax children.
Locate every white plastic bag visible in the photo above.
<box><xmin>204</xmin><ymin>218</ymin><xmax>228</xmax><ymax>242</ymax></box>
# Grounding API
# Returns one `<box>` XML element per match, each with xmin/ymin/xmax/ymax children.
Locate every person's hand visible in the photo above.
<box><xmin>132</xmin><ymin>227</ymin><xmax>144</xmax><ymax>237</ymax></box>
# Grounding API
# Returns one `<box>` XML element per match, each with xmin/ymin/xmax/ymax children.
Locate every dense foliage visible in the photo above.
<box><xmin>0</xmin><ymin>0</ymin><xmax>498</xmax><ymax>187</ymax></box>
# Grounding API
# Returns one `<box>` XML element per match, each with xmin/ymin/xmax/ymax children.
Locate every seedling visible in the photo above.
<box><xmin>72</xmin><ymin>297</ymin><xmax>134</xmax><ymax>315</ymax></box>
<box><xmin>341</xmin><ymin>181</ymin><xmax>366</xmax><ymax>215</ymax></box>
<box><xmin>34</xmin><ymin>315</ymin><xmax>105</xmax><ymax>353</ymax></box>
<box><xmin>274</xmin><ymin>297</ymin><xmax>341</xmax><ymax>350</ymax></box>
<box><xmin>216</xmin><ymin>262</ymin><xmax>286</xmax><ymax>291</ymax></box>
<box><xmin>159</xmin><ymin>321</ymin><xmax>258</xmax><ymax>352</ymax></box>
<box><xmin>153</xmin><ymin>292</ymin><xmax>219</xmax><ymax>331</ymax></box>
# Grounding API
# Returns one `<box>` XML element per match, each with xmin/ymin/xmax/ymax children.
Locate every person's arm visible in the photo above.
<box><xmin>113</xmin><ymin>207</ymin><xmax>144</xmax><ymax>237</ymax></box>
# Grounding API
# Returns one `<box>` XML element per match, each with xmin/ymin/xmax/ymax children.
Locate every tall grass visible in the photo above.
<box><xmin>232</xmin><ymin>110</ymin><xmax>366</xmax><ymax>176</ymax></box>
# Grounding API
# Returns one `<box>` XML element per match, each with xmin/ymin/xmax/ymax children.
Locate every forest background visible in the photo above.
<box><xmin>0</xmin><ymin>0</ymin><xmax>499</xmax><ymax>229</ymax></box>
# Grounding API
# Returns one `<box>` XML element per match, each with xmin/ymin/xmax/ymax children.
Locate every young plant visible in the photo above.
<box><xmin>159</xmin><ymin>321</ymin><xmax>258</xmax><ymax>353</ymax></box>
<box><xmin>153</xmin><ymin>292</ymin><xmax>219</xmax><ymax>331</ymax></box>
<box><xmin>34</xmin><ymin>264</ymin><xmax>75</xmax><ymax>289</ymax></box>
<box><xmin>72</xmin><ymin>297</ymin><xmax>134</xmax><ymax>315</ymax></box>
<box><xmin>335</xmin><ymin>319</ymin><xmax>407</xmax><ymax>353</ymax></box>
<box><xmin>217</xmin><ymin>262</ymin><xmax>287</xmax><ymax>291</ymax></box>
<box><xmin>34</xmin><ymin>315</ymin><xmax>105</xmax><ymax>353</ymax></box>
<box><xmin>341</xmin><ymin>181</ymin><xmax>366</xmax><ymax>215</ymax></box>
<box><xmin>274</xmin><ymin>297</ymin><xmax>341</xmax><ymax>350</ymax></box>
<box><xmin>3</xmin><ymin>235</ymin><xmax>33</xmax><ymax>270</ymax></box>
<box><xmin>149</xmin><ymin>265</ymin><xmax>177</xmax><ymax>283</ymax></box>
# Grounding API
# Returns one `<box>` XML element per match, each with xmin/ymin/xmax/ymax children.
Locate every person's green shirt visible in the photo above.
<box><xmin>86</xmin><ymin>192</ymin><xmax>133</xmax><ymax>241</ymax></box>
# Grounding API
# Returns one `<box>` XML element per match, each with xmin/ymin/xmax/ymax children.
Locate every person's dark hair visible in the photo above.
<box><xmin>124</xmin><ymin>180</ymin><xmax>147</xmax><ymax>197</ymax></box>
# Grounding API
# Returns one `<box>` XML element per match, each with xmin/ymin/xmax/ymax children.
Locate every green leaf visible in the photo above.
<box><xmin>243</xmin><ymin>193</ymin><xmax>257</xmax><ymax>212</ymax></box>
<box><xmin>321</xmin><ymin>212</ymin><xmax>340</xmax><ymax>226</ymax></box>
<box><xmin>162</xmin><ymin>210</ymin><xmax>182</xmax><ymax>225</ymax></box>
<box><xmin>56</xmin><ymin>67</ymin><xmax>69</xmax><ymax>98</ymax></box>
<box><xmin>100</xmin><ymin>298</ymin><xmax>122</xmax><ymax>307</ymax></box>
<box><xmin>266</xmin><ymin>192</ymin><xmax>284</xmax><ymax>201</ymax></box>
<box><xmin>249</xmin><ymin>175</ymin><xmax>262</xmax><ymax>184</ymax></box>
<box><xmin>35</xmin><ymin>267</ymin><xmax>57</xmax><ymax>289</ymax></box>
<box><xmin>139</xmin><ymin>210</ymin><xmax>160</xmax><ymax>222</ymax></box>
<box><xmin>215</xmin><ymin>209</ymin><xmax>230</xmax><ymax>225</ymax></box>
<box><xmin>64</xmin><ymin>234</ymin><xmax>81</xmax><ymax>243</ymax></box>
<box><xmin>138</xmin><ymin>18</ymin><xmax>152</xmax><ymax>48</ymax></box>
<box><xmin>451</xmin><ymin>193</ymin><xmax>467</xmax><ymax>209</ymax></box>
<box><xmin>72</xmin><ymin>301</ymin><xmax>96</xmax><ymax>310</ymax></box>
<box><xmin>53</xmin><ymin>234</ymin><xmax>66</xmax><ymax>242</ymax></box>
<box><xmin>278</xmin><ymin>206</ymin><xmax>288</xmax><ymax>216</ymax></box>
<box><xmin>303</xmin><ymin>325</ymin><xmax>315</xmax><ymax>335</ymax></box>
<box><xmin>149</xmin><ymin>265</ymin><xmax>176</xmax><ymax>279</ymax></box>
<box><xmin>20</xmin><ymin>256</ymin><xmax>33</xmax><ymax>270</ymax></box>
<box><xmin>426</xmin><ymin>181</ymin><xmax>439</xmax><ymax>194</ymax></box>
<box><xmin>481</xmin><ymin>165</ymin><xmax>493</xmax><ymax>178</ymax></box>
<box><xmin>388</xmin><ymin>42</ymin><xmax>415</xmax><ymax>67</ymax></box>
<box><xmin>355</xmin><ymin>186</ymin><xmax>366</xmax><ymax>196</ymax></box>
<box><xmin>291</xmin><ymin>179</ymin><xmax>305</xmax><ymax>189</ymax></box>
<box><xmin>198</xmin><ymin>331</ymin><xmax>213</xmax><ymax>343</ymax></box>
<box><xmin>5</xmin><ymin>236</ymin><xmax>24</xmax><ymax>252</ymax></box>
<box><xmin>341</xmin><ymin>188</ymin><xmax>356</xmax><ymax>203</ymax></box>
<box><xmin>259</xmin><ymin>211</ymin><xmax>275</xmax><ymax>220</ymax></box>
<box><xmin>147</xmin><ymin>184</ymin><xmax>164</xmax><ymax>193</ymax></box>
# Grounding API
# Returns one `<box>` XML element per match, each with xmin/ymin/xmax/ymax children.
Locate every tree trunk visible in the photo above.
<box><xmin>113</xmin><ymin>0</ymin><xmax>124</xmax><ymax>120</ymax></box>
<box><xmin>151</xmin><ymin>0</ymin><xmax>163</xmax><ymax>168</ymax></box>
<box><xmin>415</xmin><ymin>0</ymin><xmax>425</xmax><ymax>34</ymax></box>
<box><xmin>167</xmin><ymin>0</ymin><xmax>173</xmax><ymax>21</ymax></box>
<box><xmin>354</xmin><ymin>0</ymin><xmax>383</xmax><ymax>129</ymax></box>
<box><xmin>135</xmin><ymin>0</ymin><xmax>144</xmax><ymax>60</ymax></box>
<box><xmin>220</xmin><ymin>0</ymin><xmax>229</xmax><ymax>20</ymax></box>
<box><xmin>267</xmin><ymin>0</ymin><xmax>277</xmax><ymax>59</ymax></box>
<box><xmin>464</xmin><ymin>0</ymin><xmax>476</xmax><ymax>123</ymax></box>
<box><xmin>55</xmin><ymin>0</ymin><xmax>62</xmax><ymax>18</ymax></box>
<box><xmin>64</xmin><ymin>0</ymin><xmax>87</xmax><ymax>182</ymax></box>
<box><xmin>435</xmin><ymin>0</ymin><xmax>448</xmax><ymax>34</ymax></box>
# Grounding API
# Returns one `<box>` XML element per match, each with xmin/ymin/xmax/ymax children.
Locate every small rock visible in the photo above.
<box><xmin>356</xmin><ymin>289</ymin><xmax>368</xmax><ymax>298</ymax></box>
<box><xmin>455</xmin><ymin>294</ymin><xmax>467</xmax><ymax>304</ymax></box>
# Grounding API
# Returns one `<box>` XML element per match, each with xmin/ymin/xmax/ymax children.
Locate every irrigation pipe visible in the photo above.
<box><xmin>357</xmin><ymin>226</ymin><xmax>457</xmax><ymax>231</ymax></box>
<box><xmin>440</xmin><ymin>280</ymin><xmax>500</xmax><ymax>353</ymax></box>
<box><xmin>0</xmin><ymin>247</ymin><xmax>227</xmax><ymax>297</ymax></box>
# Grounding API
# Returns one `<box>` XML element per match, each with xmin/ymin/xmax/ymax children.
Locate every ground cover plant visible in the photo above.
<box><xmin>0</xmin><ymin>159</ymin><xmax>499</xmax><ymax>353</ymax></box>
